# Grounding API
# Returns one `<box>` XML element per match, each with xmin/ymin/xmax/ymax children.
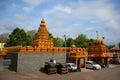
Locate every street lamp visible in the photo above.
<box><xmin>63</xmin><ymin>35</ymin><xmax>69</xmax><ymax>63</ymax></box>
<box><xmin>51</xmin><ymin>36</ymin><xmax>58</xmax><ymax>63</ymax></box>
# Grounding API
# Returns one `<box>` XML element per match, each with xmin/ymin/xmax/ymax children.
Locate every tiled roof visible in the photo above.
<box><xmin>110</xmin><ymin>46</ymin><xmax>120</xmax><ymax>50</ymax></box>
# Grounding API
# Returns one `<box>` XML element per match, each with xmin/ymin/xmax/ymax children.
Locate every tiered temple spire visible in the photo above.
<box><xmin>88</xmin><ymin>31</ymin><xmax>109</xmax><ymax>66</ymax></box>
<box><xmin>36</xmin><ymin>18</ymin><xmax>50</xmax><ymax>40</ymax></box>
<box><xmin>32</xmin><ymin>18</ymin><xmax>53</xmax><ymax>48</ymax></box>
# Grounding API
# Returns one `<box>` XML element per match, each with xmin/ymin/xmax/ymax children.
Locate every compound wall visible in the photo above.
<box><xmin>6</xmin><ymin>52</ymin><xmax>67</xmax><ymax>72</ymax></box>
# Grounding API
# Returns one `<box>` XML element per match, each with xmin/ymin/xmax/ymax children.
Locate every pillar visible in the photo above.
<box><xmin>101</xmin><ymin>58</ymin><xmax>104</xmax><ymax>66</ymax></box>
<box><xmin>106</xmin><ymin>58</ymin><xmax>109</xmax><ymax>67</ymax></box>
<box><xmin>84</xmin><ymin>58</ymin><xmax>86</xmax><ymax>68</ymax></box>
<box><xmin>75</xmin><ymin>58</ymin><xmax>78</xmax><ymax>68</ymax></box>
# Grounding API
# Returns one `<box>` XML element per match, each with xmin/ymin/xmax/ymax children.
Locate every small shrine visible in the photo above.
<box><xmin>69</xmin><ymin>45</ymin><xmax>87</xmax><ymax>68</ymax></box>
<box><xmin>110</xmin><ymin>46</ymin><xmax>120</xmax><ymax>58</ymax></box>
<box><xmin>88</xmin><ymin>37</ymin><xmax>110</xmax><ymax>67</ymax></box>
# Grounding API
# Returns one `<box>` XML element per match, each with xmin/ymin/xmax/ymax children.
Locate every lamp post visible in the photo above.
<box><xmin>63</xmin><ymin>35</ymin><xmax>67</xmax><ymax>48</ymax></box>
<box><xmin>63</xmin><ymin>35</ymin><xmax>69</xmax><ymax>63</ymax></box>
<box><xmin>51</xmin><ymin>36</ymin><xmax>58</xmax><ymax>62</ymax></box>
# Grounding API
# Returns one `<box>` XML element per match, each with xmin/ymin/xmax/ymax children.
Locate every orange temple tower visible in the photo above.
<box><xmin>32</xmin><ymin>18</ymin><xmax>54</xmax><ymax>48</ymax></box>
<box><xmin>88</xmin><ymin>31</ymin><xmax>110</xmax><ymax>67</ymax></box>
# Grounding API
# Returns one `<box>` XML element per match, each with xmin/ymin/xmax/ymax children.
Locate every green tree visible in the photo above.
<box><xmin>52</xmin><ymin>37</ymin><xmax>64</xmax><ymax>47</ymax></box>
<box><xmin>75</xmin><ymin>34</ymin><xmax>89</xmax><ymax>48</ymax></box>
<box><xmin>107</xmin><ymin>44</ymin><xmax>115</xmax><ymax>51</ymax></box>
<box><xmin>66</xmin><ymin>38</ymin><xmax>75</xmax><ymax>47</ymax></box>
<box><xmin>5</xmin><ymin>27</ymin><xmax>32</xmax><ymax>47</ymax></box>
<box><xmin>49</xmin><ymin>32</ymin><xmax>54</xmax><ymax>39</ymax></box>
<box><xmin>88</xmin><ymin>38</ymin><xmax>94</xmax><ymax>46</ymax></box>
<box><xmin>48</xmin><ymin>33</ymin><xmax>64</xmax><ymax>47</ymax></box>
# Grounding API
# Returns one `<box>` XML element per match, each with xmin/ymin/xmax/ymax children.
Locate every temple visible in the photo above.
<box><xmin>88</xmin><ymin>38</ymin><xmax>110</xmax><ymax>67</ymax></box>
<box><xmin>4</xmin><ymin>18</ymin><xmax>87</xmax><ymax>54</ymax></box>
<box><xmin>0</xmin><ymin>18</ymin><xmax>113</xmax><ymax>72</ymax></box>
<box><xmin>110</xmin><ymin>46</ymin><xmax>120</xmax><ymax>58</ymax></box>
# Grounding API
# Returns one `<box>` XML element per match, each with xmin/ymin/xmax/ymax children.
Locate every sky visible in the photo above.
<box><xmin>0</xmin><ymin>0</ymin><xmax>120</xmax><ymax>45</ymax></box>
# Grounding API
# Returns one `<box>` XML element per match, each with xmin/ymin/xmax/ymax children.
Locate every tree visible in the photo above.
<box><xmin>52</xmin><ymin>37</ymin><xmax>64</xmax><ymax>47</ymax></box>
<box><xmin>5</xmin><ymin>27</ymin><xmax>32</xmax><ymax>47</ymax></box>
<box><xmin>0</xmin><ymin>33</ymin><xmax>9</xmax><ymax>43</ymax></box>
<box><xmin>75</xmin><ymin>34</ymin><xmax>89</xmax><ymax>48</ymax></box>
<box><xmin>48</xmin><ymin>32</ymin><xmax>54</xmax><ymax>39</ymax></box>
<box><xmin>66</xmin><ymin>38</ymin><xmax>75</xmax><ymax>47</ymax></box>
<box><xmin>88</xmin><ymin>38</ymin><xmax>94</xmax><ymax>46</ymax></box>
<box><xmin>107</xmin><ymin>45</ymin><xmax>115</xmax><ymax>50</ymax></box>
<box><xmin>48</xmin><ymin>33</ymin><xmax>64</xmax><ymax>47</ymax></box>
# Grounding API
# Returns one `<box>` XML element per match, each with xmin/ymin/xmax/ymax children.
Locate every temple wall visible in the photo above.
<box><xmin>4</xmin><ymin>46</ymin><xmax>87</xmax><ymax>72</ymax></box>
<box><xmin>6</xmin><ymin>52</ymin><xmax>67</xmax><ymax>72</ymax></box>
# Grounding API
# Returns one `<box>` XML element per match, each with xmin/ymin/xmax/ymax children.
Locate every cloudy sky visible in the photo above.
<box><xmin>0</xmin><ymin>0</ymin><xmax>120</xmax><ymax>45</ymax></box>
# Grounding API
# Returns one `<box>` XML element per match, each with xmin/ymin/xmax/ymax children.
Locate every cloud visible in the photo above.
<box><xmin>22</xmin><ymin>0</ymin><xmax>49</xmax><ymax>12</ymax></box>
<box><xmin>49</xmin><ymin>23</ymin><xmax>82</xmax><ymax>38</ymax></box>
<box><xmin>5</xmin><ymin>3</ymin><xmax>18</xmax><ymax>12</ymax></box>
<box><xmin>23</xmin><ymin>7</ymin><xmax>32</xmax><ymax>13</ymax></box>
<box><xmin>43</xmin><ymin>5</ymin><xmax>72</xmax><ymax>14</ymax></box>
<box><xmin>15</xmin><ymin>14</ymin><xmax>32</xmax><ymax>22</ymax></box>
<box><xmin>1</xmin><ymin>0</ymin><xmax>119</xmax><ymax>45</ymax></box>
<box><xmin>23</xmin><ymin>0</ymin><xmax>45</xmax><ymax>6</ymax></box>
<box><xmin>43</xmin><ymin>0</ymin><xmax>120</xmax><ymax>32</ymax></box>
<box><xmin>41</xmin><ymin>0</ymin><xmax>120</xmax><ymax>44</ymax></box>
<box><xmin>0</xmin><ymin>22</ymin><xmax>18</xmax><ymax>34</ymax></box>
<box><xmin>105</xmin><ymin>20</ymin><xmax>120</xmax><ymax>33</ymax></box>
<box><xmin>0</xmin><ymin>22</ymin><xmax>35</xmax><ymax>35</ymax></box>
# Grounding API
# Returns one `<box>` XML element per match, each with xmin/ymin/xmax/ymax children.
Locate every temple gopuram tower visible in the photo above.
<box><xmin>88</xmin><ymin>32</ymin><xmax>110</xmax><ymax>67</ymax></box>
<box><xmin>32</xmin><ymin>18</ymin><xmax>54</xmax><ymax>48</ymax></box>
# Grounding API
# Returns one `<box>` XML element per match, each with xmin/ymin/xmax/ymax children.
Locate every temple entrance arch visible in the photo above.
<box><xmin>69</xmin><ymin>56</ymin><xmax>86</xmax><ymax>68</ymax></box>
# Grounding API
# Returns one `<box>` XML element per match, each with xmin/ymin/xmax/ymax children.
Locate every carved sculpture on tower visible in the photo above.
<box><xmin>32</xmin><ymin>18</ymin><xmax>54</xmax><ymax>48</ymax></box>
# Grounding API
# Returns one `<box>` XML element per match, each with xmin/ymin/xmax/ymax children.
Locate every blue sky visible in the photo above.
<box><xmin>0</xmin><ymin>0</ymin><xmax>120</xmax><ymax>45</ymax></box>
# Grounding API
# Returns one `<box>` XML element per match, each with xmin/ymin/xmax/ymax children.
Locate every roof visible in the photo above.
<box><xmin>110</xmin><ymin>46</ymin><xmax>120</xmax><ymax>51</ymax></box>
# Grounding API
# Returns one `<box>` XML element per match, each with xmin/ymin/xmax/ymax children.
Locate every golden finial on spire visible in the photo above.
<box><xmin>41</xmin><ymin>18</ymin><xmax>45</xmax><ymax>23</ymax></box>
<box><xmin>40</xmin><ymin>18</ymin><xmax>46</xmax><ymax>27</ymax></box>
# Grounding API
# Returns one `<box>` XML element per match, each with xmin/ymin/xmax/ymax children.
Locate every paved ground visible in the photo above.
<box><xmin>0</xmin><ymin>64</ymin><xmax>120</xmax><ymax>80</ymax></box>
